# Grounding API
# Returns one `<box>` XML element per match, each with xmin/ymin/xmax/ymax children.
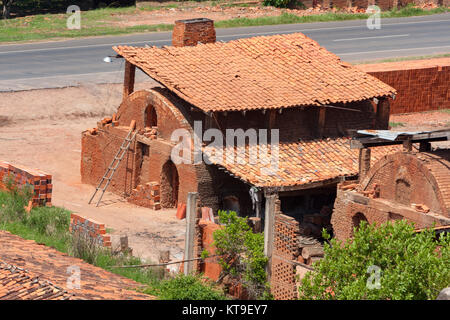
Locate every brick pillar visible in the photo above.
<box><xmin>376</xmin><ymin>98</ymin><xmax>390</xmax><ymax>129</ymax></box>
<box><xmin>172</xmin><ymin>18</ymin><xmax>216</xmax><ymax>47</ymax></box>
<box><xmin>358</xmin><ymin>148</ymin><xmax>371</xmax><ymax>179</ymax></box>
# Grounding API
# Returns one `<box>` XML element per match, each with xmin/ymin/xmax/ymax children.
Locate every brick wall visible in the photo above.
<box><xmin>69</xmin><ymin>213</ymin><xmax>111</xmax><ymax>247</ymax></box>
<box><xmin>271</xmin><ymin>212</ymin><xmax>300</xmax><ymax>300</ymax></box>
<box><xmin>358</xmin><ymin>58</ymin><xmax>450</xmax><ymax>114</ymax></box>
<box><xmin>172</xmin><ymin>18</ymin><xmax>216</xmax><ymax>47</ymax></box>
<box><xmin>0</xmin><ymin>161</ymin><xmax>52</xmax><ymax>207</ymax></box>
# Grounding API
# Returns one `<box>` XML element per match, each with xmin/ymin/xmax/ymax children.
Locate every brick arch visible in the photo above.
<box><xmin>352</xmin><ymin>212</ymin><xmax>368</xmax><ymax>235</ymax></box>
<box><xmin>115</xmin><ymin>89</ymin><xmax>194</xmax><ymax>138</ymax></box>
<box><xmin>359</xmin><ymin>152</ymin><xmax>448</xmax><ymax>217</ymax></box>
<box><xmin>123</xmin><ymin>89</ymin><xmax>219</xmax><ymax>211</ymax></box>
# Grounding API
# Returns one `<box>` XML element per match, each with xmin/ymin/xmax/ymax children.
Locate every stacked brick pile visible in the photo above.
<box><xmin>127</xmin><ymin>182</ymin><xmax>161</xmax><ymax>210</ymax></box>
<box><xmin>143</xmin><ymin>127</ymin><xmax>157</xmax><ymax>140</ymax></box>
<box><xmin>69</xmin><ymin>213</ymin><xmax>111</xmax><ymax>247</ymax></box>
<box><xmin>358</xmin><ymin>58</ymin><xmax>450</xmax><ymax>114</ymax></box>
<box><xmin>172</xmin><ymin>18</ymin><xmax>216</xmax><ymax>47</ymax></box>
<box><xmin>0</xmin><ymin>161</ymin><xmax>52</xmax><ymax>207</ymax></box>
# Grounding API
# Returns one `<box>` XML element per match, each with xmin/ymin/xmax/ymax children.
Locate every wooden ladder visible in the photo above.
<box><xmin>88</xmin><ymin>127</ymin><xmax>137</xmax><ymax>207</ymax></box>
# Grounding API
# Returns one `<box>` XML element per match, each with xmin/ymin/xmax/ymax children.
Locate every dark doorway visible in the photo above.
<box><xmin>145</xmin><ymin>105</ymin><xmax>158</xmax><ymax>128</ymax></box>
<box><xmin>161</xmin><ymin>160</ymin><xmax>179</xmax><ymax>208</ymax></box>
<box><xmin>352</xmin><ymin>212</ymin><xmax>368</xmax><ymax>235</ymax></box>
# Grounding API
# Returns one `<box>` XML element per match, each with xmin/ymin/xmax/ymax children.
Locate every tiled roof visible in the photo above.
<box><xmin>203</xmin><ymin>137</ymin><xmax>401</xmax><ymax>187</ymax></box>
<box><xmin>0</xmin><ymin>231</ymin><xmax>154</xmax><ymax>300</ymax></box>
<box><xmin>113</xmin><ymin>33</ymin><xmax>396</xmax><ymax>113</ymax></box>
<box><xmin>0</xmin><ymin>261</ymin><xmax>74</xmax><ymax>300</ymax></box>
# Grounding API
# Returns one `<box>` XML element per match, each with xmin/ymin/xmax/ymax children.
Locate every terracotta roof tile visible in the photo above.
<box><xmin>203</xmin><ymin>137</ymin><xmax>401</xmax><ymax>187</ymax></box>
<box><xmin>0</xmin><ymin>231</ymin><xmax>154</xmax><ymax>300</ymax></box>
<box><xmin>0</xmin><ymin>261</ymin><xmax>75</xmax><ymax>300</ymax></box>
<box><xmin>113</xmin><ymin>33</ymin><xmax>396</xmax><ymax>112</ymax></box>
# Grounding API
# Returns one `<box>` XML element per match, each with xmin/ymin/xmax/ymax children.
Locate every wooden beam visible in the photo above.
<box><xmin>318</xmin><ymin>105</ymin><xmax>326</xmax><ymax>137</ymax></box>
<box><xmin>351</xmin><ymin>130</ymin><xmax>450</xmax><ymax>149</ymax></box>
<box><xmin>268</xmin><ymin>109</ymin><xmax>276</xmax><ymax>130</ymax></box>
<box><xmin>376</xmin><ymin>98</ymin><xmax>390</xmax><ymax>129</ymax></box>
<box><xmin>123</xmin><ymin>61</ymin><xmax>136</xmax><ymax>101</ymax></box>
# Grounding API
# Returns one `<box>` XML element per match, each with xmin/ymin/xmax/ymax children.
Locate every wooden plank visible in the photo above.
<box><xmin>317</xmin><ymin>105</ymin><xmax>326</xmax><ymax>137</ymax></box>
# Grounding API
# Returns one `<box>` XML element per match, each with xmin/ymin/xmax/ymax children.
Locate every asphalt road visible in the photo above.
<box><xmin>0</xmin><ymin>13</ymin><xmax>449</xmax><ymax>91</ymax></box>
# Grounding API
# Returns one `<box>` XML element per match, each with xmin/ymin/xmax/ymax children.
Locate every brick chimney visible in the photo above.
<box><xmin>172</xmin><ymin>18</ymin><xmax>216</xmax><ymax>47</ymax></box>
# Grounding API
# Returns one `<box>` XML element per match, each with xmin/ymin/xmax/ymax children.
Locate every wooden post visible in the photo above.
<box><xmin>123</xmin><ymin>61</ymin><xmax>135</xmax><ymax>101</ymax></box>
<box><xmin>403</xmin><ymin>138</ymin><xmax>412</xmax><ymax>152</ymax></box>
<box><xmin>120</xmin><ymin>235</ymin><xmax>128</xmax><ymax>252</ymax></box>
<box><xmin>267</xmin><ymin>109</ymin><xmax>276</xmax><ymax>131</ymax></box>
<box><xmin>184</xmin><ymin>192</ymin><xmax>198</xmax><ymax>275</ymax></box>
<box><xmin>376</xmin><ymin>98</ymin><xmax>390</xmax><ymax>129</ymax></box>
<box><xmin>317</xmin><ymin>105</ymin><xmax>326</xmax><ymax>138</ymax></box>
<box><xmin>264</xmin><ymin>192</ymin><xmax>277</xmax><ymax>280</ymax></box>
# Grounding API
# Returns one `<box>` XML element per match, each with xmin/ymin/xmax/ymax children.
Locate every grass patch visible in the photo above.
<box><xmin>0</xmin><ymin>5</ymin><xmax>448</xmax><ymax>43</ymax></box>
<box><xmin>438</xmin><ymin>108</ymin><xmax>450</xmax><ymax>114</ymax></box>
<box><xmin>0</xmin><ymin>187</ymin><xmax>226</xmax><ymax>300</ymax></box>
<box><xmin>354</xmin><ymin>53</ymin><xmax>450</xmax><ymax>64</ymax></box>
<box><xmin>389</xmin><ymin>121</ymin><xmax>405</xmax><ymax>128</ymax></box>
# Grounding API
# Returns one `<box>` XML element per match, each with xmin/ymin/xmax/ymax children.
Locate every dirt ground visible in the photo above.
<box><xmin>0</xmin><ymin>83</ymin><xmax>449</xmax><ymax>268</ymax></box>
<box><xmin>0</xmin><ymin>81</ymin><xmax>187</xmax><ymax>270</ymax></box>
<box><xmin>114</xmin><ymin>4</ymin><xmax>363</xmax><ymax>27</ymax></box>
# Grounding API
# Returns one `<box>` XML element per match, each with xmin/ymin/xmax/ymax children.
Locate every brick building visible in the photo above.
<box><xmin>81</xmin><ymin>19</ymin><xmax>403</xmax><ymax>298</ymax></box>
<box><xmin>81</xmin><ymin>18</ymin><xmax>397</xmax><ymax>212</ymax></box>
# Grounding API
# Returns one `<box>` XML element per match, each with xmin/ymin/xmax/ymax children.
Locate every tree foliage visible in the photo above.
<box><xmin>213</xmin><ymin>210</ymin><xmax>270</xmax><ymax>299</ymax></box>
<box><xmin>299</xmin><ymin>220</ymin><xmax>450</xmax><ymax>300</ymax></box>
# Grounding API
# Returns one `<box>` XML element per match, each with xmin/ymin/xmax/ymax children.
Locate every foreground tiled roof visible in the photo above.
<box><xmin>0</xmin><ymin>231</ymin><xmax>154</xmax><ymax>300</ymax></box>
<box><xmin>113</xmin><ymin>33</ymin><xmax>396</xmax><ymax>112</ymax></box>
<box><xmin>203</xmin><ymin>137</ymin><xmax>401</xmax><ymax>187</ymax></box>
<box><xmin>0</xmin><ymin>261</ymin><xmax>74</xmax><ymax>300</ymax></box>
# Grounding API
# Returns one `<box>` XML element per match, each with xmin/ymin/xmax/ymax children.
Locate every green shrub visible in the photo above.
<box><xmin>298</xmin><ymin>220</ymin><xmax>450</xmax><ymax>300</ymax></box>
<box><xmin>0</xmin><ymin>174</ymin><xmax>32</xmax><ymax>222</ymax></box>
<box><xmin>24</xmin><ymin>205</ymin><xmax>70</xmax><ymax>235</ymax></box>
<box><xmin>145</xmin><ymin>274</ymin><xmax>226</xmax><ymax>300</ymax></box>
<box><xmin>213</xmin><ymin>210</ymin><xmax>270</xmax><ymax>299</ymax></box>
<box><xmin>263</xmin><ymin>0</ymin><xmax>292</xmax><ymax>8</ymax></box>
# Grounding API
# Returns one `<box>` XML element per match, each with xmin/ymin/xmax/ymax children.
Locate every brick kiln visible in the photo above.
<box><xmin>80</xmin><ymin>18</ymin><xmax>411</xmax><ymax>299</ymax></box>
<box><xmin>332</xmin><ymin>134</ymin><xmax>450</xmax><ymax>241</ymax></box>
